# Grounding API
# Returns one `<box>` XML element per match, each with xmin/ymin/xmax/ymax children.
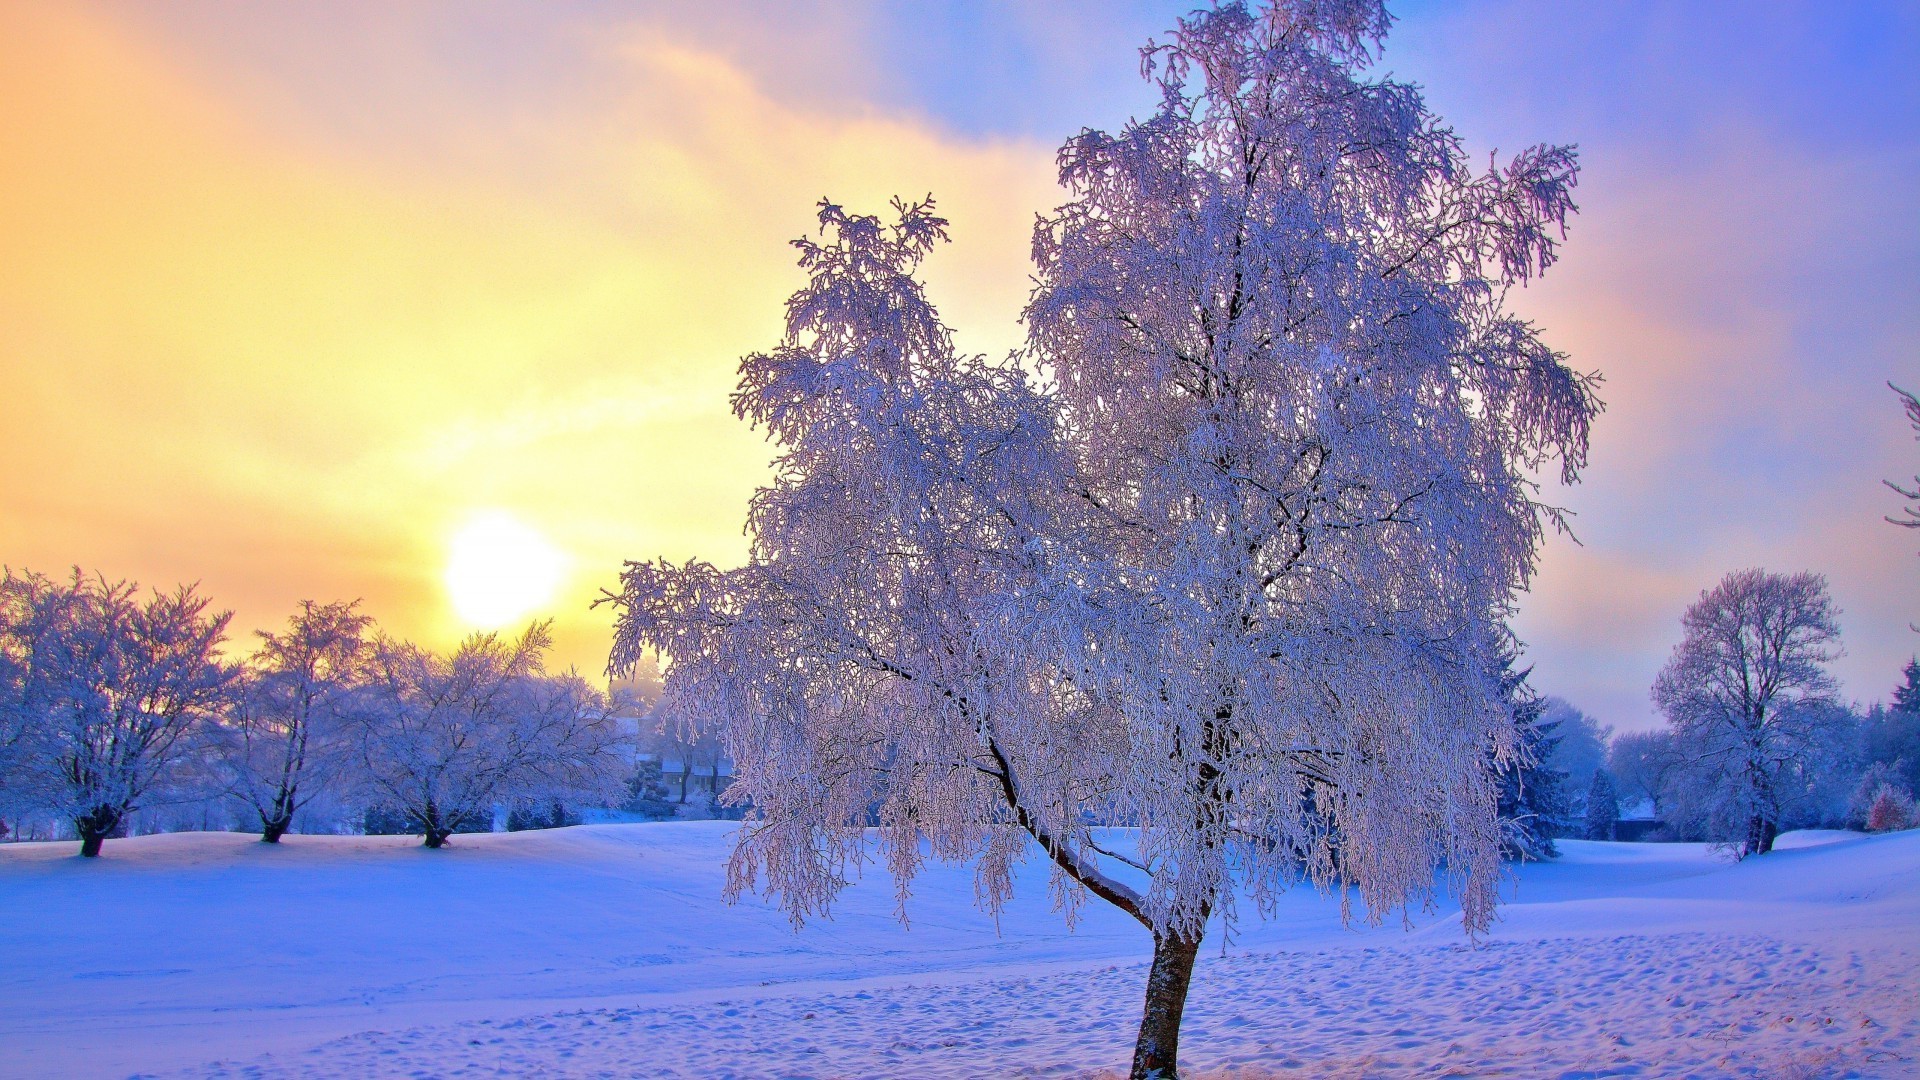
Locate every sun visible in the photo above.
<box><xmin>443</xmin><ymin>511</ymin><xmax>567</xmax><ymax>629</ymax></box>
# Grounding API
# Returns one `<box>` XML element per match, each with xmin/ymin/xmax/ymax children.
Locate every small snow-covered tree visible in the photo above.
<box><xmin>0</xmin><ymin>568</ymin><xmax>233</xmax><ymax>856</ymax></box>
<box><xmin>1652</xmin><ymin>569</ymin><xmax>1844</xmax><ymax>856</ymax></box>
<box><xmin>607</xmin><ymin>3</ymin><xmax>1596</xmax><ymax>1073</ymax></box>
<box><xmin>1583</xmin><ymin>768</ymin><xmax>1619</xmax><ymax>841</ymax></box>
<box><xmin>353</xmin><ymin>624</ymin><xmax>628</xmax><ymax>848</ymax></box>
<box><xmin>213</xmin><ymin>600</ymin><xmax>373</xmax><ymax>843</ymax></box>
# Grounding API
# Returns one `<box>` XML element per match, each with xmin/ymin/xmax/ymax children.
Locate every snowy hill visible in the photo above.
<box><xmin>1</xmin><ymin>824</ymin><xmax>1915</xmax><ymax>1077</ymax></box>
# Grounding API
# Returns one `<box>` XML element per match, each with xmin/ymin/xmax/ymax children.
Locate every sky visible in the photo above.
<box><xmin>1</xmin><ymin>1</ymin><xmax>1915</xmax><ymax>732</ymax></box>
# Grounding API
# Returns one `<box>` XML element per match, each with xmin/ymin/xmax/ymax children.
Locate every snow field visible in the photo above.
<box><xmin>177</xmin><ymin>933</ymin><xmax>1908</xmax><ymax>1079</ymax></box>
<box><xmin>2</xmin><ymin>823</ymin><xmax>1915</xmax><ymax>1078</ymax></box>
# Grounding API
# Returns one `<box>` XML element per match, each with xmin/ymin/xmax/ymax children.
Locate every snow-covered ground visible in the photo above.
<box><xmin>1</xmin><ymin>824</ymin><xmax>1914</xmax><ymax>1078</ymax></box>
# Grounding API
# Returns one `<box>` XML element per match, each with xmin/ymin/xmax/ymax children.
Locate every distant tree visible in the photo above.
<box><xmin>643</xmin><ymin>707</ymin><xmax>725</xmax><ymax>805</ymax></box>
<box><xmin>607</xmin><ymin>2</ymin><xmax>1596</xmax><ymax>1073</ymax></box>
<box><xmin>1608</xmin><ymin>728</ymin><xmax>1682</xmax><ymax>819</ymax></box>
<box><xmin>0</xmin><ymin>568</ymin><xmax>233</xmax><ymax>856</ymax></box>
<box><xmin>1583</xmin><ymin>769</ymin><xmax>1619</xmax><ymax>841</ymax></box>
<box><xmin>1538</xmin><ymin>697</ymin><xmax>1611</xmax><ymax>802</ymax></box>
<box><xmin>213</xmin><ymin>600</ymin><xmax>373</xmax><ymax>843</ymax></box>
<box><xmin>506</xmin><ymin>799</ymin><xmax>581</xmax><ymax>832</ymax></box>
<box><xmin>353</xmin><ymin>624</ymin><xmax>628</xmax><ymax>848</ymax></box>
<box><xmin>1652</xmin><ymin>569</ymin><xmax>1844</xmax><ymax>856</ymax></box>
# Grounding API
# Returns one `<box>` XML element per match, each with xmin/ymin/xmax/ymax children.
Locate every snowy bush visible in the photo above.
<box><xmin>1865</xmin><ymin>785</ymin><xmax>1915</xmax><ymax>832</ymax></box>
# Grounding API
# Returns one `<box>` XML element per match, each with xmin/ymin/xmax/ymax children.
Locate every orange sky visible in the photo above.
<box><xmin>0</xmin><ymin>3</ymin><xmax>1057</xmax><ymax>674</ymax></box>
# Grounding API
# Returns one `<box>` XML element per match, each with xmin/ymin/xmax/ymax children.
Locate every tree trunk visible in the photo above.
<box><xmin>679</xmin><ymin>764</ymin><xmax>691</xmax><ymax>803</ymax></box>
<box><xmin>1131</xmin><ymin>932</ymin><xmax>1202</xmax><ymax>1079</ymax></box>
<box><xmin>261</xmin><ymin>786</ymin><xmax>296</xmax><ymax>843</ymax></box>
<box><xmin>420</xmin><ymin>800</ymin><xmax>450</xmax><ymax>849</ymax></box>
<box><xmin>1745</xmin><ymin>813</ymin><xmax>1778</xmax><ymax>857</ymax></box>
<box><xmin>74</xmin><ymin>807</ymin><xmax>121</xmax><ymax>859</ymax></box>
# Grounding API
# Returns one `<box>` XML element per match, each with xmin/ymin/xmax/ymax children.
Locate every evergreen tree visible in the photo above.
<box><xmin>1584</xmin><ymin>769</ymin><xmax>1620</xmax><ymax>841</ymax></box>
<box><xmin>506</xmin><ymin>799</ymin><xmax>580</xmax><ymax>832</ymax></box>
<box><xmin>1893</xmin><ymin>658</ymin><xmax>1920</xmax><ymax>716</ymax></box>
<box><xmin>1493</xmin><ymin>651</ymin><xmax>1565</xmax><ymax>860</ymax></box>
<box><xmin>622</xmin><ymin>759</ymin><xmax>676</xmax><ymax>820</ymax></box>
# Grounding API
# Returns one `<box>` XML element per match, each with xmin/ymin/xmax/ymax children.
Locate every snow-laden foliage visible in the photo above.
<box><xmin>354</xmin><ymin>623</ymin><xmax>628</xmax><ymax>848</ymax></box>
<box><xmin>1653</xmin><ymin>568</ymin><xmax>1845</xmax><ymax>856</ymax></box>
<box><xmin>0</xmin><ymin>568</ymin><xmax>233</xmax><ymax>856</ymax></box>
<box><xmin>1022</xmin><ymin>0</ymin><xmax>1592</xmax><ymax>947</ymax></box>
<box><xmin>606</xmin><ymin>3</ymin><xmax>1597</xmax><ymax>1074</ymax></box>
<box><xmin>210</xmin><ymin>600</ymin><xmax>373</xmax><ymax>842</ymax></box>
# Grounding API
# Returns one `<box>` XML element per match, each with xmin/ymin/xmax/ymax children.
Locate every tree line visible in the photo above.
<box><xmin>1504</xmin><ymin>569</ymin><xmax>1920</xmax><ymax>858</ymax></box>
<box><xmin>0</xmin><ymin>567</ymin><xmax>640</xmax><ymax>855</ymax></box>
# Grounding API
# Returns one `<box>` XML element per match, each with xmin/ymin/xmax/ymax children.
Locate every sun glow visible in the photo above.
<box><xmin>443</xmin><ymin>511</ymin><xmax>567</xmax><ymax>629</ymax></box>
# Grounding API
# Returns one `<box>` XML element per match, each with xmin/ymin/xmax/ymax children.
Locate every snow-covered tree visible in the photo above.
<box><xmin>0</xmin><ymin>568</ymin><xmax>233</xmax><ymax>856</ymax></box>
<box><xmin>607</xmin><ymin>2</ymin><xmax>1595</xmax><ymax>1073</ymax></box>
<box><xmin>1652</xmin><ymin>569</ymin><xmax>1844</xmax><ymax>856</ymax></box>
<box><xmin>353</xmin><ymin>624</ymin><xmax>628</xmax><ymax>848</ymax></box>
<box><xmin>1583</xmin><ymin>768</ymin><xmax>1619</xmax><ymax>841</ymax></box>
<box><xmin>212</xmin><ymin>600</ymin><xmax>373</xmax><ymax>843</ymax></box>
